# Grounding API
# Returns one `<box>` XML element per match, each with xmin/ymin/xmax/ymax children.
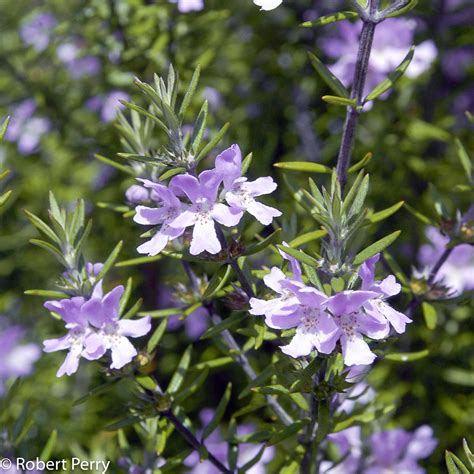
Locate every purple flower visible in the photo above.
<box><xmin>168</xmin><ymin>171</ymin><xmax>243</xmax><ymax>255</ymax></box>
<box><xmin>321</xmin><ymin>19</ymin><xmax>436</xmax><ymax>98</ymax></box>
<box><xmin>184</xmin><ymin>409</ymin><xmax>274</xmax><ymax>474</ymax></box>
<box><xmin>321</xmin><ymin>426</ymin><xmax>362</xmax><ymax>474</ymax></box>
<box><xmin>86</xmin><ymin>91</ymin><xmax>130</xmax><ymax>123</ymax></box>
<box><xmin>19</xmin><ymin>12</ymin><xmax>56</xmax><ymax>52</ymax></box>
<box><xmin>325</xmin><ymin>290</ymin><xmax>387</xmax><ymax>366</ymax></box>
<box><xmin>5</xmin><ymin>99</ymin><xmax>51</xmax><ymax>155</ymax></box>
<box><xmin>214</xmin><ymin>145</ymin><xmax>281</xmax><ymax>226</ymax></box>
<box><xmin>359</xmin><ymin>254</ymin><xmax>412</xmax><ymax>334</ymax></box>
<box><xmin>0</xmin><ymin>319</ymin><xmax>40</xmax><ymax>394</ymax></box>
<box><xmin>418</xmin><ymin>227</ymin><xmax>474</xmax><ymax>295</ymax></box>
<box><xmin>43</xmin><ymin>285</ymin><xmax>151</xmax><ymax>376</ymax></box>
<box><xmin>57</xmin><ymin>42</ymin><xmax>101</xmax><ymax>79</ymax></box>
<box><xmin>134</xmin><ymin>179</ymin><xmax>187</xmax><ymax>256</ymax></box>
<box><xmin>367</xmin><ymin>425</ymin><xmax>437</xmax><ymax>474</ymax></box>
<box><xmin>172</xmin><ymin>0</ymin><xmax>204</xmax><ymax>13</ymax></box>
<box><xmin>126</xmin><ymin>184</ymin><xmax>150</xmax><ymax>205</ymax></box>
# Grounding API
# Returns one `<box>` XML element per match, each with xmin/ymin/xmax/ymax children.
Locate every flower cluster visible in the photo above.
<box><xmin>322</xmin><ymin>425</ymin><xmax>437</xmax><ymax>473</ymax></box>
<box><xmin>250</xmin><ymin>251</ymin><xmax>411</xmax><ymax>366</ymax></box>
<box><xmin>0</xmin><ymin>317</ymin><xmax>40</xmax><ymax>394</ymax></box>
<box><xmin>133</xmin><ymin>144</ymin><xmax>281</xmax><ymax>256</ymax></box>
<box><xmin>43</xmin><ymin>275</ymin><xmax>151</xmax><ymax>377</ymax></box>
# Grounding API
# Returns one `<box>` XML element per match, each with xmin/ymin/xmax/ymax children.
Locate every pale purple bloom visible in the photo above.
<box><xmin>5</xmin><ymin>99</ymin><xmax>51</xmax><ymax>155</ymax></box>
<box><xmin>322</xmin><ymin>425</ymin><xmax>436</xmax><ymax>474</ymax></box>
<box><xmin>126</xmin><ymin>184</ymin><xmax>150</xmax><ymax>204</ymax></box>
<box><xmin>359</xmin><ymin>254</ymin><xmax>412</xmax><ymax>334</ymax></box>
<box><xmin>320</xmin><ymin>426</ymin><xmax>362</xmax><ymax>474</ymax></box>
<box><xmin>253</xmin><ymin>0</ymin><xmax>283</xmax><ymax>10</ymax></box>
<box><xmin>337</xmin><ymin>381</ymin><xmax>375</xmax><ymax>414</ymax></box>
<box><xmin>214</xmin><ymin>145</ymin><xmax>281</xmax><ymax>226</ymax></box>
<box><xmin>366</xmin><ymin>425</ymin><xmax>437</xmax><ymax>474</ymax></box>
<box><xmin>321</xmin><ymin>19</ymin><xmax>436</xmax><ymax>99</ymax></box>
<box><xmin>418</xmin><ymin>227</ymin><xmax>474</xmax><ymax>295</ymax></box>
<box><xmin>0</xmin><ymin>319</ymin><xmax>40</xmax><ymax>394</ymax></box>
<box><xmin>86</xmin><ymin>91</ymin><xmax>129</xmax><ymax>122</ymax></box>
<box><xmin>57</xmin><ymin>42</ymin><xmax>101</xmax><ymax>79</ymax></box>
<box><xmin>203</xmin><ymin>87</ymin><xmax>222</xmax><ymax>112</ymax></box>
<box><xmin>43</xmin><ymin>285</ymin><xmax>151</xmax><ymax>376</ymax></box>
<box><xmin>170</xmin><ymin>0</ymin><xmax>204</xmax><ymax>13</ymax></box>
<box><xmin>19</xmin><ymin>12</ymin><xmax>56</xmax><ymax>52</ymax></box>
<box><xmin>325</xmin><ymin>291</ymin><xmax>386</xmax><ymax>366</ymax></box>
<box><xmin>134</xmin><ymin>179</ymin><xmax>187</xmax><ymax>256</ymax></box>
<box><xmin>184</xmin><ymin>409</ymin><xmax>274</xmax><ymax>474</ymax></box>
<box><xmin>169</xmin><ymin>171</ymin><xmax>243</xmax><ymax>255</ymax></box>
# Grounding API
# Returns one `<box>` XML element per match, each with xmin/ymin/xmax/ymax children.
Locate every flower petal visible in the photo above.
<box><xmin>211</xmin><ymin>203</ymin><xmax>243</xmax><ymax>227</ymax></box>
<box><xmin>190</xmin><ymin>219</ymin><xmax>221</xmax><ymax>255</ymax></box>
<box><xmin>110</xmin><ymin>336</ymin><xmax>137</xmax><ymax>369</ymax></box>
<box><xmin>118</xmin><ymin>316</ymin><xmax>151</xmax><ymax>338</ymax></box>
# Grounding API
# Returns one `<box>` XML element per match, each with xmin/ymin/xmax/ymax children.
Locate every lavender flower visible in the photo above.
<box><xmin>253</xmin><ymin>0</ymin><xmax>283</xmax><ymax>11</ymax></box>
<box><xmin>184</xmin><ymin>409</ymin><xmax>274</xmax><ymax>473</ymax></box>
<box><xmin>0</xmin><ymin>318</ymin><xmax>40</xmax><ymax>394</ymax></box>
<box><xmin>134</xmin><ymin>179</ymin><xmax>187</xmax><ymax>256</ymax></box>
<box><xmin>43</xmin><ymin>284</ymin><xmax>151</xmax><ymax>376</ymax></box>
<box><xmin>367</xmin><ymin>426</ymin><xmax>437</xmax><ymax>473</ymax></box>
<box><xmin>169</xmin><ymin>170</ymin><xmax>243</xmax><ymax>254</ymax></box>
<box><xmin>322</xmin><ymin>425</ymin><xmax>437</xmax><ymax>473</ymax></box>
<box><xmin>170</xmin><ymin>0</ymin><xmax>204</xmax><ymax>13</ymax></box>
<box><xmin>86</xmin><ymin>91</ymin><xmax>130</xmax><ymax>123</ymax></box>
<box><xmin>19</xmin><ymin>12</ymin><xmax>56</xmax><ymax>52</ymax></box>
<box><xmin>57</xmin><ymin>41</ymin><xmax>101</xmax><ymax>79</ymax></box>
<box><xmin>359</xmin><ymin>254</ymin><xmax>412</xmax><ymax>334</ymax></box>
<box><xmin>5</xmin><ymin>99</ymin><xmax>51</xmax><ymax>155</ymax></box>
<box><xmin>126</xmin><ymin>184</ymin><xmax>150</xmax><ymax>205</ymax></box>
<box><xmin>321</xmin><ymin>19</ymin><xmax>436</xmax><ymax>98</ymax></box>
<box><xmin>418</xmin><ymin>227</ymin><xmax>474</xmax><ymax>295</ymax></box>
<box><xmin>214</xmin><ymin>145</ymin><xmax>282</xmax><ymax>226</ymax></box>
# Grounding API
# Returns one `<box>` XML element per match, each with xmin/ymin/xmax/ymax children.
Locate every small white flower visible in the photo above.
<box><xmin>253</xmin><ymin>0</ymin><xmax>283</xmax><ymax>11</ymax></box>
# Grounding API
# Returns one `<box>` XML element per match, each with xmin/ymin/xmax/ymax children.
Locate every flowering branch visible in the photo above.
<box><xmin>336</xmin><ymin>0</ymin><xmax>380</xmax><ymax>191</ymax></box>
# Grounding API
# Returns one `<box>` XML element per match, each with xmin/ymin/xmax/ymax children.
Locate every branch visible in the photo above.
<box><xmin>336</xmin><ymin>0</ymin><xmax>380</xmax><ymax>192</ymax></box>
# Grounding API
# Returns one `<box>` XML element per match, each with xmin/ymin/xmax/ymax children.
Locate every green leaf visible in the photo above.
<box><xmin>192</xmin><ymin>357</ymin><xmax>233</xmax><ymax>371</ymax></box>
<box><xmin>385</xmin><ymin>349</ymin><xmax>429</xmax><ymax>362</ymax></box>
<box><xmin>348</xmin><ymin>152</ymin><xmax>372</xmax><ymax>173</ymax></box>
<box><xmin>243</xmin><ymin>228</ymin><xmax>282</xmax><ymax>256</ymax></box>
<box><xmin>143</xmin><ymin>307</ymin><xmax>181</xmax><ymax>318</ymax></box>
<box><xmin>462</xmin><ymin>439</ymin><xmax>474</xmax><ymax>468</ymax></box>
<box><xmin>301</xmin><ymin>11</ymin><xmax>358</xmax><ymax>27</ymax></box>
<box><xmin>202</xmin><ymin>383</ymin><xmax>232</xmax><ymax>440</ymax></box>
<box><xmin>25</xmin><ymin>289</ymin><xmax>69</xmax><ymax>298</ymax></box>
<box><xmin>368</xmin><ymin>201</ymin><xmax>404</xmax><ymax>223</ymax></box>
<box><xmin>0</xmin><ymin>116</ymin><xmax>10</xmax><ymax>140</ymax></box>
<box><xmin>190</xmin><ymin>100</ymin><xmax>208</xmax><ymax>154</ymax></box>
<box><xmin>239</xmin><ymin>364</ymin><xmax>278</xmax><ymax>399</ymax></box>
<box><xmin>241</xmin><ymin>152</ymin><xmax>253</xmax><ymax>175</ymax></box>
<box><xmin>116</xmin><ymin>255</ymin><xmax>162</xmax><ymax>267</ymax></box>
<box><xmin>455</xmin><ymin>138</ymin><xmax>472</xmax><ymax>183</ymax></box>
<box><xmin>72</xmin><ymin>381</ymin><xmax>119</xmax><ymax>406</ymax></box>
<box><xmin>289</xmin><ymin>229</ymin><xmax>327</xmax><ymax>247</ymax></box>
<box><xmin>268</xmin><ymin>420</ymin><xmax>309</xmax><ymax>446</ymax></box>
<box><xmin>322</xmin><ymin>95</ymin><xmax>357</xmax><ymax>107</ymax></box>
<box><xmin>24</xmin><ymin>210</ymin><xmax>61</xmax><ymax>245</ymax></box>
<box><xmin>29</xmin><ymin>239</ymin><xmax>66</xmax><ymax>266</ymax></box>
<box><xmin>160</xmin><ymin>167</ymin><xmax>186</xmax><ymax>181</ymax></box>
<box><xmin>40</xmin><ymin>429</ymin><xmax>57</xmax><ymax>461</ymax></box>
<box><xmin>0</xmin><ymin>190</ymin><xmax>12</xmax><ymax>207</ymax></box>
<box><xmin>404</xmin><ymin>203</ymin><xmax>433</xmax><ymax>225</ymax></box>
<box><xmin>202</xmin><ymin>265</ymin><xmax>232</xmax><ymax>299</ymax></box>
<box><xmin>422</xmin><ymin>302</ymin><xmax>437</xmax><ymax>330</ymax></box>
<box><xmin>120</xmin><ymin>100</ymin><xmax>168</xmax><ymax>132</ymax></box>
<box><xmin>445</xmin><ymin>451</ymin><xmax>467</xmax><ymax>474</ymax></box>
<box><xmin>147</xmin><ymin>319</ymin><xmax>168</xmax><ymax>353</ymax></box>
<box><xmin>348</xmin><ymin>174</ymin><xmax>369</xmax><ymax>218</ymax></box>
<box><xmin>175</xmin><ymin>369</ymin><xmax>209</xmax><ymax>403</ymax></box>
<box><xmin>179</xmin><ymin>65</ymin><xmax>201</xmax><ymax>120</ymax></box>
<box><xmin>96</xmin><ymin>241</ymin><xmax>123</xmax><ymax>281</ymax></box>
<box><xmin>308</xmin><ymin>52</ymin><xmax>349</xmax><ymax>98</ymax></box>
<box><xmin>353</xmin><ymin>231</ymin><xmax>401</xmax><ymax>265</ymax></box>
<box><xmin>277</xmin><ymin>245</ymin><xmax>319</xmax><ymax>267</ymax></box>
<box><xmin>238</xmin><ymin>445</ymin><xmax>267</xmax><ymax>473</ymax></box>
<box><xmin>201</xmin><ymin>313</ymin><xmax>247</xmax><ymax>340</ymax></box>
<box><xmin>167</xmin><ymin>346</ymin><xmax>192</xmax><ymax>394</ymax></box>
<box><xmin>386</xmin><ymin>0</ymin><xmax>418</xmax><ymax>17</ymax></box>
<box><xmin>104</xmin><ymin>416</ymin><xmax>141</xmax><ymax>431</ymax></box>
<box><xmin>274</xmin><ymin>161</ymin><xmax>332</xmax><ymax>174</ymax></box>
<box><xmin>251</xmin><ymin>384</ymin><xmax>290</xmax><ymax>396</ymax></box>
<box><xmin>195</xmin><ymin>122</ymin><xmax>230</xmax><ymax>162</ymax></box>
<box><xmin>93</xmin><ymin>154</ymin><xmax>134</xmax><ymax>175</ymax></box>
<box><xmin>136</xmin><ymin>375</ymin><xmax>157</xmax><ymax>391</ymax></box>
<box><xmin>365</xmin><ymin>47</ymin><xmax>415</xmax><ymax>101</ymax></box>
